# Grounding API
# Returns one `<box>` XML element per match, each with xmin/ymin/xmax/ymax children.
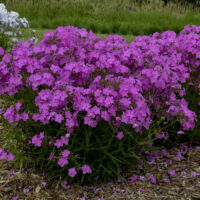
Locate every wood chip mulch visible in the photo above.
<box><xmin>0</xmin><ymin>145</ymin><xmax>200</xmax><ymax>200</ymax></box>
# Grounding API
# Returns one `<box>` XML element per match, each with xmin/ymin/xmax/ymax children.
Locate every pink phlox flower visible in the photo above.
<box><xmin>175</xmin><ymin>152</ymin><xmax>184</xmax><ymax>161</ymax></box>
<box><xmin>31</xmin><ymin>132</ymin><xmax>45</xmax><ymax>147</ymax></box>
<box><xmin>3</xmin><ymin>106</ymin><xmax>15</xmax><ymax>122</ymax></box>
<box><xmin>150</xmin><ymin>176</ymin><xmax>157</xmax><ymax>184</ymax></box>
<box><xmin>15</xmin><ymin>102</ymin><xmax>22</xmax><ymax>111</ymax></box>
<box><xmin>54</xmin><ymin>139</ymin><xmax>63</xmax><ymax>148</ymax></box>
<box><xmin>23</xmin><ymin>187</ymin><xmax>31</xmax><ymax>193</ymax></box>
<box><xmin>191</xmin><ymin>171</ymin><xmax>200</xmax><ymax>177</ymax></box>
<box><xmin>138</xmin><ymin>188</ymin><xmax>144</xmax><ymax>192</ymax></box>
<box><xmin>68</xmin><ymin>168</ymin><xmax>77</xmax><ymax>178</ymax></box>
<box><xmin>61</xmin><ymin>135</ymin><xmax>69</xmax><ymax>145</ymax></box>
<box><xmin>121</xmin><ymin>189</ymin><xmax>126</xmax><ymax>193</ymax></box>
<box><xmin>54</xmin><ymin>113</ymin><xmax>64</xmax><ymax>123</ymax></box>
<box><xmin>61</xmin><ymin>149</ymin><xmax>70</xmax><ymax>158</ymax></box>
<box><xmin>41</xmin><ymin>182</ymin><xmax>47</xmax><ymax>187</ymax></box>
<box><xmin>163</xmin><ymin>178</ymin><xmax>169</xmax><ymax>183</ymax></box>
<box><xmin>0</xmin><ymin>151</ymin><xmax>7</xmax><ymax>160</ymax></box>
<box><xmin>139</xmin><ymin>176</ymin><xmax>146</xmax><ymax>182</ymax></box>
<box><xmin>39</xmin><ymin>131</ymin><xmax>44</xmax><ymax>139</ymax></box>
<box><xmin>116</xmin><ymin>131</ymin><xmax>124</xmax><ymax>140</ymax></box>
<box><xmin>168</xmin><ymin>169</ymin><xmax>176</xmax><ymax>177</ymax></box>
<box><xmin>82</xmin><ymin>164</ymin><xmax>92</xmax><ymax>174</ymax></box>
<box><xmin>129</xmin><ymin>174</ymin><xmax>137</xmax><ymax>184</ymax></box>
<box><xmin>58</xmin><ymin>157</ymin><xmax>68</xmax><ymax>167</ymax></box>
<box><xmin>7</xmin><ymin>152</ymin><xmax>15</xmax><ymax>161</ymax></box>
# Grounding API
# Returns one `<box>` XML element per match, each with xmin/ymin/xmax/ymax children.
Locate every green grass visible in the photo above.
<box><xmin>3</xmin><ymin>0</ymin><xmax>200</xmax><ymax>36</ymax></box>
<box><xmin>22</xmin><ymin>28</ymin><xmax>47</xmax><ymax>42</ymax></box>
<box><xmin>22</xmin><ymin>28</ymin><xmax>136</xmax><ymax>43</ymax></box>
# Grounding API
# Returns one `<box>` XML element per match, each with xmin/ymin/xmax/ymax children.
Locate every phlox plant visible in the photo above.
<box><xmin>0</xmin><ymin>25</ymin><xmax>200</xmax><ymax>185</ymax></box>
<box><xmin>0</xmin><ymin>3</ymin><xmax>29</xmax><ymax>50</ymax></box>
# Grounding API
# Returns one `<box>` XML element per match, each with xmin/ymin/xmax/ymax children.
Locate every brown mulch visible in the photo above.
<box><xmin>0</xmin><ymin>146</ymin><xmax>199</xmax><ymax>200</ymax></box>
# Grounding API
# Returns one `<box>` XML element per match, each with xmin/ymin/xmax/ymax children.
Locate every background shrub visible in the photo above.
<box><xmin>0</xmin><ymin>3</ymin><xmax>29</xmax><ymax>50</ymax></box>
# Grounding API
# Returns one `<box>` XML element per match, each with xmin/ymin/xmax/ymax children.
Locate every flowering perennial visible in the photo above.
<box><xmin>0</xmin><ymin>24</ymin><xmax>200</xmax><ymax>183</ymax></box>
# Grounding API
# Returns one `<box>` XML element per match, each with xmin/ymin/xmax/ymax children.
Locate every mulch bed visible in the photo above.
<box><xmin>0</xmin><ymin>145</ymin><xmax>200</xmax><ymax>200</ymax></box>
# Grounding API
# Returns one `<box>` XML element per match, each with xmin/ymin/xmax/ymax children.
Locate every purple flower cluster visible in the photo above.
<box><xmin>3</xmin><ymin>102</ymin><xmax>29</xmax><ymax>123</ymax></box>
<box><xmin>0</xmin><ymin>25</ymin><xmax>200</xmax><ymax>180</ymax></box>
<box><xmin>82</xmin><ymin>164</ymin><xmax>92</xmax><ymax>174</ymax></box>
<box><xmin>0</xmin><ymin>25</ymin><xmax>198</xmax><ymax>131</ymax></box>
<box><xmin>31</xmin><ymin>132</ymin><xmax>44</xmax><ymax>147</ymax></box>
<box><xmin>57</xmin><ymin>149</ymin><xmax>70</xmax><ymax>167</ymax></box>
<box><xmin>0</xmin><ymin>148</ymin><xmax>14</xmax><ymax>161</ymax></box>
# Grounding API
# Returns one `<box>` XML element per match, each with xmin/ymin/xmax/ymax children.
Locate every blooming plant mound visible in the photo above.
<box><xmin>0</xmin><ymin>25</ymin><xmax>200</xmax><ymax>184</ymax></box>
<box><xmin>0</xmin><ymin>3</ymin><xmax>29</xmax><ymax>49</ymax></box>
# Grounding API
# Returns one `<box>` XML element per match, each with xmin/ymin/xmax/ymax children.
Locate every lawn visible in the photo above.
<box><xmin>3</xmin><ymin>0</ymin><xmax>200</xmax><ymax>36</ymax></box>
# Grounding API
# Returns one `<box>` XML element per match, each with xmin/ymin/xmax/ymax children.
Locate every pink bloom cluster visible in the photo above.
<box><xmin>0</xmin><ymin>148</ymin><xmax>14</xmax><ymax>161</ymax></box>
<box><xmin>3</xmin><ymin>102</ymin><xmax>29</xmax><ymax>123</ymax></box>
<box><xmin>0</xmin><ymin>25</ymin><xmax>200</xmax><ymax>178</ymax></box>
<box><xmin>31</xmin><ymin>132</ymin><xmax>45</xmax><ymax>147</ymax></box>
<box><xmin>0</xmin><ymin>25</ymin><xmax>197</xmax><ymax>132</ymax></box>
<box><xmin>68</xmin><ymin>167</ymin><xmax>77</xmax><ymax>177</ymax></box>
<box><xmin>54</xmin><ymin>135</ymin><xmax>69</xmax><ymax>149</ymax></box>
<box><xmin>82</xmin><ymin>164</ymin><xmax>92</xmax><ymax>174</ymax></box>
<box><xmin>57</xmin><ymin>149</ymin><xmax>70</xmax><ymax>167</ymax></box>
